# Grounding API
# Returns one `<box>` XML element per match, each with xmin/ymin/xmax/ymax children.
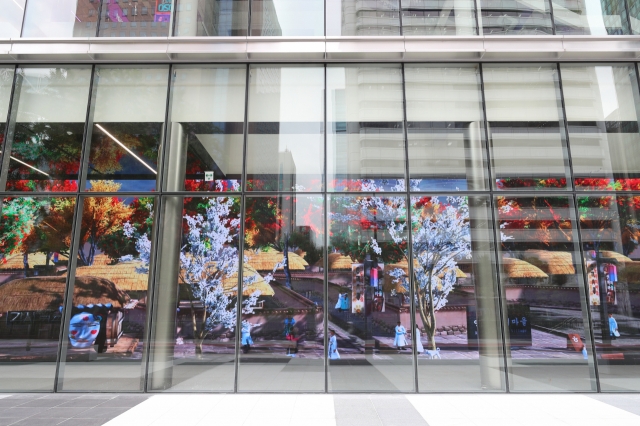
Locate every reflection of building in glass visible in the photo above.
<box><xmin>99</xmin><ymin>0</ymin><xmax>171</xmax><ymax>37</ymax></box>
<box><xmin>340</xmin><ymin>0</ymin><xmax>401</xmax><ymax>35</ymax></box>
<box><xmin>553</xmin><ymin>0</ymin><xmax>627</xmax><ymax>34</ymax></box>
<box><xmin>252</xmin><ymin>0</ymin><xmax>283</xmax><ymax>35</ymax></box>
<box><xmin>480</xmin><ymin>0</ymin><xmax>553</xmax><ymax>35</ymax></box>
<box><xmin>401</xmin><ymin>0</ymin><xmax>477</xmax><ymax>35</ymax></box>
<box><xmin>175</xmin><ymin>0</ymin><xmax>248</xmax><ymax>36</ymax></box>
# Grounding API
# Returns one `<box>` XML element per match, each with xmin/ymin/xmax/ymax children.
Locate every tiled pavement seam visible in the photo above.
<box><xmin>0</xmin><ymin>394</ymin><xmax>150</xmax><ymax>426</ymax></box>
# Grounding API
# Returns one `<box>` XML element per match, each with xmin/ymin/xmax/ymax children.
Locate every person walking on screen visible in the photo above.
<box><xmin>335</xmin><ymin>293</ymin><xmax>344</xmax><ymax>312</ymax></box>
<box><xmin>329</xmin><ymin>329</ymin><xmax>340</xmax><ymax>360</ymax></box>
<box><xmin>609</xmin><ymin>313</ymin><xmax>620</xmax><ymax>339</ymax></box>
<box><xmin>415</xmin><ymin>326</ymin><xmax>424</xmax><ymax>354</ymax></box>
<box><xmin>394</xmin><ymin>321</ymin><xmax>407</xmax><ymax>351</ymax></box>
<box><xmin>241</xmin><ymin>321</ymin><xmax>254</xmax><ymax>354</ymax></box>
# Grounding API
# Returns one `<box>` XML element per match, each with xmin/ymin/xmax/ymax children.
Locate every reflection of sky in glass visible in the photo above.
<box><xmin>270</xmin><ymin>0</ymin><xmax>324</xmax><ymax>35</ymax></box>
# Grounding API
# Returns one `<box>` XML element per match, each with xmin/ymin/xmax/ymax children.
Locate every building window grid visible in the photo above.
<box><xmin>0</xmin><ymin>62</ymin><xmax>639</xmax><ymax>392</ymax></box>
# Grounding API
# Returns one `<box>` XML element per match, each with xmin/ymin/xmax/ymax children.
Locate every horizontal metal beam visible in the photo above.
<box><xmin>1</xmin><ymin>36</ymin><xmax>639</xmax><ymax>63</ymax></box>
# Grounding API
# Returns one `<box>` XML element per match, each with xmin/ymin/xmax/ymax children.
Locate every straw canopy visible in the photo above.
<box><xmin>0</xmin><ymin>276</ymin><xmax>128</xmax><ymax>312</ymax></box>
<box><xmin>75</xmin><ymin>255</ymin><xmax>149</xmax><ymax>291</ymax></box>
<box><xmin>501</xmin><ymin>257</ymin><xmax>548</xmax><ymax>278</ymax></box>
<box><xmin>620</xmin><ymin>261</ymin><xmax>640</xmax><ymax>283</ymax></box>
<box><xmin>315</xmin><ymin>253</ymin><xmax>353</xmax><ymax>270</ymax></box>
<box><xmin>0</xmin><ymin>253</ymin><xmax>69</xmax><ymax>270</ymax></box>
<box><xmin>599</xmin><ymin>251</ymin><xmax>632</xmax><ymax>262</ymax></box>
<box><xmin>179</xmin><ymin>262</ymin><xmax>275</xmax><ymax>297</ymax></box>
<box><xmin>524</xmin><ymin>250</ymin><xmax>576</xmax><ymax>275</ymax></box>
<box><xmin>244</xmin><ymin>247</ymin><xmax>308</xmax><ymax>271</ymax></box>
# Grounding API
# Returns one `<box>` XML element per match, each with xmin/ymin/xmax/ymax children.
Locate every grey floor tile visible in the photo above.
<box><xmin>0</xmin><ymin>419</ymin><xmax>22</xmax><ymax>426</ymax></box>
<box><xmin>9</xmin><ymin>418</ymin><xmax>67</xmax><ymax>426</ymax></box>
<box><xmin>57</xmin><ymin>399</ymin><xmax>105</xmax><ymax>408</ymax></box>
<box><xmin>58</xmin><ymin>419</ymin><xmax>109</xmax><ymax>426</ymax></box>
<box><xmin>0</xmin><ymin>407</ymin><xmax>50</xmax><ymax>418</ymax></box>
<box><xmin>95</xmin><ymin>397</ymin><xmax>148</xmax><ymax>408</ymax></box>
<box><xmin>18</xmin><ymin>399</ymin><xmax>64</xmax><ymax>408</ymax></box>
<box><xmin>31</xmin><ymin>407</ymin><xmax>91</xmax><ymax>419</ymax></box>
<box><xmin>76</xmin><ymin>407</ymin><xmax>130</xmax><ymax>418</ymax></box>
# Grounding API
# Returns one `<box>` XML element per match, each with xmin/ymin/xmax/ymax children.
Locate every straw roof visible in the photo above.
<box><xmin>0</xmin><ymin>253</ymin><xmax>69</xmax><ymax>270</ymax></box>
<box><xmin>244</xmin><ymin>247</ymin><xmax>308</xmax><ymax>271</ymax></box>
<box><xmin>599</xmin><ymin>251</ymin><xmax>632</xmax><ymax>262</ymax></box>
<box><xmin>523</xmin><ymin>250</ymin><xmax>576</xmax><ymax>275</ymax></box>
<box><xmin>221</xmin><ymin>264</ymin><xmax>275</xmax><ymax>297</ymax></box>
<box><xmin>501</xmin><ymin>257</ymin><xmax>548</xmax><ymax>278</ymax></box>
<box><xmin>179</xmin><ymin>262</ymin><xmax>274</xmax><ymax>297</ymax></box>
<box><xmin>75</xmin><ymin>258</ymin><xmax>149</xmax><ymax>291</ymax></box>
<box><xmin>315</xmin><ymin>253</ymin><xmax>353</xmax><ymax>270</ymax></box>
<box><xmin>384</xmin><ymin>259</ymin><xmax>467</xmax><ymax>294</ymax></box>
<box><xmin>0</xmin><ymin>276</ymin><xmax>128</xmax><ymax>312</ymax></box>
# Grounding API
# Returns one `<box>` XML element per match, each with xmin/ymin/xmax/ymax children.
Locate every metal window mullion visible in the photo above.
<box><xmin>478</xmin><ymin>62</ymin><xmax>510</xmax><ymax>392</ymax></box>
<box><xmin>78</xmin><ymin>66</ymin><xmax>100</xmax><ymax>193</ymax></box>
<box><xmin>323</xmin><ymin>64</ymin><xmax>329</xmax><ymax>393</ymax></box>
<box><xmin>548</xmin><ymin>0</ymin><xmax>557</xmax><ymax>35</ymax></box>
<box><xmin>54</xmin><ymin>194</ymin><xmax>85</xmax><ymax>392</ymax></box>
<box><xmin>400</xmin><ymin>63</ymin><xmax>418</xmax><ymax>393</ymax></box>
<box><xmin>0</xmin><ymin>65</ymin><xmax>19</xmax><ymax>191</ymax></box>
<box><xmin>139</xmin><ymin>196</ymin><xmax>163</xmax><ymax>392</ymax></box>
<box><xmin>234</xmin><ymin>63</ymin><xmax>251</xmax><ymax>393</ymax></box>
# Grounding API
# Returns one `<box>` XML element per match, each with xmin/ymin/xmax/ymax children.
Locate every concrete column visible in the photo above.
<box><xmin>149</xmin><ymin>123</ymin><xmax>187</xmax><ymax>390</ymax></box>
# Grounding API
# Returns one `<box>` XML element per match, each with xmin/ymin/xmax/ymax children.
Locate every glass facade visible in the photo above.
<box><xmin>2</xmin><ymin>62</ymin><xmax>640</xmax><ymax>393</ymax></box>
<box><xmin>6</xmin><ymin>0</ymin><xmax>640</xmax><ymax>37</ymax></box>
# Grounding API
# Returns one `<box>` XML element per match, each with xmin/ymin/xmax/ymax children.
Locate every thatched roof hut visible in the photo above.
<box><xmin>0</xmin><ymin>253</ymin><xmax>69</xmax><ymax>270</ymax></box>
<box><xmin>0</xmin><ymin>276</ymin><xmax>129</xmax><ymax>312</ymax></box>
<box><xmin>75</xmin><ymin>256</ymin><xmax>149</xmax><ymax>291</ymax></box>
<box><xmin>501</xmin><ymin>257</ymin><xmax>548</xmax><ymax>279</ymax></box>
<box><xmin>315</xmin><ymin>253</ymin><xmax>353</xmax><ymax>270</ymax></box>
<box><xmin>244</xmin><ymin>247</ymin><xmax>308</xmax><ymax>271</ymax></box>
<box><xmin>599</xmin><ymin>251</ymin><xmax>632</xmax><ymax>262</ymax></box>
<box><xmin>523</xmin><ymin>250</ymin><xmax>576</xmax><ymax>275</ymax></box>
<box><xmin>179</xmin><ymin>262</ymin><xmax>275</xmax><ymax>297</ymax></box>
<box><xmin>384</xmin><ymin>259</ymin><xmax>467</xmax><ymax>293</ymax></box>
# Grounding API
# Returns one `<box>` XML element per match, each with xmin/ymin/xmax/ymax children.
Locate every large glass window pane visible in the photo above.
<box><xmin>629</xmin><ymin>0</ymin><xmax>640</xmax><ymax>34</ymax></box>
<box><xmin>404</xmin><ymin>64</ymin><xmax>488</xmax><ymax>191</ymax></box>
<box><xmin>0</xmin><ymin>0</ymin><xmax>25</xmax><ymax>38</ymax></box>
<box><xmin>165</xmin><ymin>66</ymin><xmax>246</xmax><ymax>192</ymax></box>
<box><xmin>553</xmin><ymin>0</ymin><xmax>629</xmax><ymax>34</ymax></box>
<box><xmin>401</xmin><ymin>0</ymin><xmax>477</xmax><ymax>35</ymax></box>
<box><xmin>1</xmin><ymin>67</ymin><xmax>91</xmax><ymax>192</ymax></box>
<box><xmin>174</xmin><ymin>0</ymin><xmax>248</xmax><ymax>36</ymax></box>
<box><xmin>484</xmin><ymin>64</ymin><xmax>571</xmax><ymax>191</ymax></box>
<box><xmin>245</xmin><ymin>65</ymin><xmax>324</xmax><ymax>192</ymax></box>
<box><xmin>0</xmin><ymin>196</ymin><xmax>76</xmax><ymax>391</ymax></box>
<box><xmin>479</xmin><ymin>0</ymin><xmax>553</xmax><ymax>35</ymax></box>
<box><xmin>22</xmin><ymin>0</ymin><xmax>98</xmax><ymax>37</ymax></box>
<box><xmin>577</xmin><ymin>195</ymin><xmax>640</xmax><ymax>391</ymax></box>
<box><xmin>58</xmin><ymin>195</ymin><xmax>156</xmax><ymax>391</ymax></box>
<box><xmin>327</xmin><ymin>194</ymin><xmax>413</xmax><ymax>392</ymax></box>
<box><xmin>239</xmin><ymin>195</ymin><xmax>325</xmax><ymax>391</ymax></box>
<box><xmin>98</xmin><ymin>0</ymin><xmax>171</xmax><ymax>37</ymax></box>
<box><xmin>251</xmin><ymin>0</ymin><xmax>324</xmax><ymax>36</ymax></box>
<box><xmin>412</xmin><ymin>195</ymin><xmax>505</xmax><ymax>391</ymax></box>
<box><xmin>148</xmin><ymin>195</ymin><xmax>241</xmax><ymax>391</ymax></box>
<box><xmin>496</xmin><ymin>195</ymin><xmax>597</xmax><ymax>391</ymax></box>
<box><xmin>561</xmin><ymin>64</ymin><xmax>640</xmax><ymax>191</ymax></box>
<box><xmin>84</xmin><ymin>66</ymin><xmax>169</xmax><ymax>193</ymax></box>
<box><xmin>327</xmin><ymin>65</ymin><xmax>406</xmax><ymax>192</ymax></box>
<box><xmin>327</xmin><ymin>0</ymin><xmax>401</xmax><ymax>36</ymax></box>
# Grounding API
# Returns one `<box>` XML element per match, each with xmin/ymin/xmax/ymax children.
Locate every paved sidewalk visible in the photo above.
<box><xmin>0</xmin><ymin>393</ymin><xmax>638</xmax><ymax>426</ymax></box>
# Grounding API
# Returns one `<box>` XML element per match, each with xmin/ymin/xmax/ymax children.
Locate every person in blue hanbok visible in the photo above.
<box><xmin>340</xmin><ymin>292</ymin><xmax>349</xmax><ymax>311</ymax></box>
<box><xmin>241</xmin><ymin>321</ymin><xmax>254</xmax><ymax>354</ymax></box>
<box><xmin>335</xmin><ymin>293</ymin><xmax>344</xmax><ymax>311</ymax></box>
<box><xmin>609</xmin><ymin>313</ymin><xmax>619</xmax><ymax>339</ymax></box>
<box><xmin>394</xmin><ymin>322</ymin><xmax>407</xmax><ymax>350</ymax></box>
<box><xmin>415</xmin><ymin>326</ymin><xmax>424</xmax><ymax>354</ymax></box>
<box><xmin>329</xmin><ymin>330</ymin><xmax>340</xmax><ymax>360</ymax></box>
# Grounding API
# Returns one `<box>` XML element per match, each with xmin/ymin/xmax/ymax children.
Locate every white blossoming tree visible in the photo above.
<box><xmin>408</xmin><ymin>196</ymin><xmax>471</xmax><ymax>351</ymax></box>
<box><xmin>126</xmin><ymin>196</ymin><xmax>266</xmax><ymax>356</ymax></box>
